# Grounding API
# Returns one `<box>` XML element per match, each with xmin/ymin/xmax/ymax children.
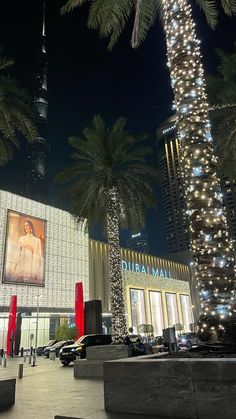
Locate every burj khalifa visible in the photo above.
<box><xmin>26</xmin><ymin>0</ymin><xmax>49</xmax><ymax>203</ymax></box>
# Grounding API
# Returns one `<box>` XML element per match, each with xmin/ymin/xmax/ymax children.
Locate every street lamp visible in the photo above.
<box><xmin>32</xmin><ymin>293</ymin><xmax>41</xmax><ymax>367</ymax></box>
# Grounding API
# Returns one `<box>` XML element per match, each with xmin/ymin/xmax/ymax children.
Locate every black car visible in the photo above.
<box><xmin>59</xmin><ymin>334</ymin><xmax>112</xmax><ymax>365</ymax></box>
<box><xmin>48</xmin><ymin>340</ymin><xmax>75</xmax><ymax>357</ymax></box>
<box><xmin>37</xmin><ymin>340</ymin><xmax>58</xmax><ymax>356</ymax></box>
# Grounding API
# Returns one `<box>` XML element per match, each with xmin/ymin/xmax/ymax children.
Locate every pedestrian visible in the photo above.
<box><xmin>133</xmin><ymin>338</ymin><xmax>146</xmax><ymax>356</ymax></box>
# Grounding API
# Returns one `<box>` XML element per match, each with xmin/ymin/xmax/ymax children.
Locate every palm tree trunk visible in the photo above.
<box><xmin>162</xmin><ymin>0</ymin><xmax>236</xmax><ymax>342</ymax></box>
<box><xmin>107</xmin><ymin>186</ymin><xmax>128</xmax><ymax>342</ymax></box>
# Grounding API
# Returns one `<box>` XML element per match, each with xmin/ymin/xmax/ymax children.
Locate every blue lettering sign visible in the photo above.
<box><xmin>121</xmin><ymin>260</ymin><xmax>173</xmax><ymax>279</ymax></box>
<box><xmin>141</xmin><ymin>265</ymin><xmax>146</xmax><ymax>274</ymax></box>
<box><xmin>152</xmin><ymin>267</ymin><xmax>159</xmax><ymax>276</ymax></box>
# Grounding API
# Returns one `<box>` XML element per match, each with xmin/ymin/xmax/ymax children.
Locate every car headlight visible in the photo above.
<box><xmin>181</xmin><ymin>338</ymin><xmax>186</xmax><ymax>343</ymax></box>
<box><xmin>59</xmin><ymin>348</ymin><xmax>63</xmax><ymax>354</ymax></box>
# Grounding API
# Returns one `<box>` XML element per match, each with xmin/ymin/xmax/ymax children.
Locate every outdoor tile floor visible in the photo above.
<box><xmin>0</xmin><ymin>356</ymin><xmax>160</xmax><ymax>419</ymax></box>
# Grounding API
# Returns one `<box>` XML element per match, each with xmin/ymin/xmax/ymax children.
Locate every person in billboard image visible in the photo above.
<box><xmin>4</xmin><ymin>212</ymin><xmax>45</xmax><ymax>285</ymax></box>
<box><xmin>15</xmin><ymin>220</ymin><xmax>43</xmax><ymax>282</ymax></box>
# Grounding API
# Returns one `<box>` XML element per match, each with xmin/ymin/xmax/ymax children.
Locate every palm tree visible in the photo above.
<box><xmin>207</xmin><ymin>46</ymin><xmax>236</xmax><ymax>179</ymax></box>
<box><xmin>0</xmin><ymin>49</ymin><xmax>38</xmax><ymax>166</ymax></box>
<box><xmin>56</xmin><ymin>115</ymin><xmax>157</xmax><ymax>341</ymax></box>
<box><xmin>61</xmin><ymin>0</ymin><xmax>236</xmax><ymax>343</ymax></box>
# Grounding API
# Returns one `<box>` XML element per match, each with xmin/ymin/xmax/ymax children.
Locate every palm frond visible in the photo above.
<box><xmin>61</xmin><ymin>0</ymin><xmax>88</xmax><ymax>14</ymax></box>
<box><xmin>0</xmin><ymin>54</ymin><xmax>38</xmax><ymax>165</ymax></box>
<box><xmin>131</xmin><ymin>0</ymin><xmax>160</xmax><ymax>48</ymax></box>
<box><xmin>195</xmin><ymin>0</ymin><xmax>218</xmax><ymax>28</ymax></box>
<box><xmin>220</xmin><ymin>0</ymin><xmax>236</xmax><ymax>15</ymax></box>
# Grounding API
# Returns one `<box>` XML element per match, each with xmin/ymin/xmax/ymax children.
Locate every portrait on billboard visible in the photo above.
<box><xmin>3</xmin><ymin>210</ymin><xmax>46</xmax><ymax>286</ymax></box>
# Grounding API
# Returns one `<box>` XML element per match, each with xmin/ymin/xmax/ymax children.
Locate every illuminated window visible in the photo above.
<box><xmin>130</xmin><ymin>288</ymin><xmax>146</xmax><ymax>335</ymax></box>
<box><xmin>165</xmin><ymin>293</ymin><xmax>179</xmax><ymax>327</ymax></box>
<box><xmin>149</xmin><ymin>291</ymin><xmax>164</xmax><ymax>336</ymax></box>
<box><xmin>180</xmin><ymin>294</ymin><xmax>193</xmax><ymax>332</ymax></box>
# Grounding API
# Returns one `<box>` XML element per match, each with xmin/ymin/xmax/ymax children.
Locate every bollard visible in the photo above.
<box><xmin>23</xmin><ymin>355</ymin><xmax>26</xmax><ymax>362</ymax></box>
<box><xmin>0</xmin><ymin>357</ymin><xmax>2</xmax><ymax>366</ymax></box>
<box><xmin>3</xmin><ymin>358</ymin><xmax>6</xmax><ymax>368</ymax></box>
<box><xmin>49</xmin><ymin>351</ymin><xmax>56</xmax><ymax>361</ymax></box>
<box><xmin>20</xmin><ymin>347</ymin><xmax>24</xmax><ymax>357</ymax></box>
<box><xmin>28</xmin><ymin>355</ymin><xmax>31</xmax><ymax>365</ymax></box>
<box><xmin>18</xmin><ymin>363</ymin><xmax>24</xmax><ymax>378</ymax></box>
<box><xmin>31</xmin><ymin>356</ymin><xmax>36</xmax><ymax>367</ymax></box>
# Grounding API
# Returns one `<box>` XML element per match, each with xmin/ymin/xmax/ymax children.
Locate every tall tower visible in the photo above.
<box><xmin>157</xmin><ymin>115</ymin><xmax>236</xmax><ymax>252</ymax></box>
<box><xmin>26</xmin><ymin>0</ymin><xmax>48</xmax><ymax>203</ymax></box>
<box><xmin>156</xmin><ymin>115</ymin><xmax>190</xmax><ymax>254</ymax></box>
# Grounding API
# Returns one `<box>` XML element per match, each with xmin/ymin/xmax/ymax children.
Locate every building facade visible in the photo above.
<box><xmin>0</xmin><ymin>190</ymin><xmax>89</xmax><ymax>350</ymax></box>
<box><xmin>0</xmin><ymin>190</ymin><xmax>194</xmax><ymax>351</ymax></box>
<box><xmin>89</xmin><ymin>240</ymin><xmax>194</xmax><ymax>335</ymax></box>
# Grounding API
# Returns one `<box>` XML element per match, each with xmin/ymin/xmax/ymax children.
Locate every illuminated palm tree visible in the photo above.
<box><xmin>61</xmin><ymin>1</ymin><xmax>236</xmax><ymax>342</ymax></box>
<box><xmin>56</xmin><ymin>115</ymin><xmax>157</xmax><ymax>341</ymax></box>
<box><xmin>0</xmin><ymin>49</ymin><xmax>38</xmax><ymax>165</ymax></box>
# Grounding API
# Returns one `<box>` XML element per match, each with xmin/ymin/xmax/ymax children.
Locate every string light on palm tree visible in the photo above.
<box><xmin>162</xmin><ymin>0</ymin><xmax>236</xmax><ymax>341</ymax></box>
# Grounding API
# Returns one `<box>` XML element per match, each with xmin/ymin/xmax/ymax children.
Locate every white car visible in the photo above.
<box><xmin>177</xmin><ymin>333</ymin><xmax>198</xmax><ymax>349</ymax></box>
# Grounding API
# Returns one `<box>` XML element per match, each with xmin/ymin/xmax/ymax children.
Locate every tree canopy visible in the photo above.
<box><xmin>0</xmin><ymin>48</ymin><xmax>38</xmax><ymax>166</ymax></box>
<box><xmin>56</xmin><ymin>115</ymin><xmax>157</xmax><ymax>232</ymax></box>
<box><xmin>62</xmin><ymin>0</ymin><xmax>236</xmax><ymax>50</ymax></box>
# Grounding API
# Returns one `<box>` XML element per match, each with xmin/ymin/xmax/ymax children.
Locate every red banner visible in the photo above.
<box><xmin>75</xmin><ymin>282</ymin><xmax>84</xmax><ymax>339</ymax></box>
<box><xmin>6</xmin><ymin>295</ymin><xmax>17</xmax><ymax>356</ymax></box>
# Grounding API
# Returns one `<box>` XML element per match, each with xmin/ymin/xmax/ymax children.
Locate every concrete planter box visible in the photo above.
<box><xmin>0</xmin><ymin>379</ymin><xmax>16</xmax><ymax>411</ymax></box>
<box><xmin>104</xmin><ymin>355</ymin><xmax>236</xmax><ymax>419</ymax></box>
<box><xmin>74</xmin><ymin>344</ymin><xmax>128</xmax><ymax>378</ymax></box>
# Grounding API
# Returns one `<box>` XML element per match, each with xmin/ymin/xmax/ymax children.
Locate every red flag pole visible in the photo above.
<box><xmin>6</xmin><ymin>295</ymin><xmax>17</xmax><ymax>357</ymax></box>
<box><xmin>75</xmin><ymin>283</ymin><xmax>84</xmax><ymax>339</ymax></box>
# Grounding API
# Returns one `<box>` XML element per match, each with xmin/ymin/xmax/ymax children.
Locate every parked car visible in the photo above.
<box><xmin>48</xmin><ymin>340</ymin><xmax>75</xmax><ymax>357</ymax></box>
<box><xmin>37</xmin><ymin>340</ymin><xmax>58</xmax><ymax>356</ymax></box>
<box><xmin>177</xmin><ymin>332</ymin><xmax>198</xmax><ymax>349</ymax></box>
<box><xmin>59</xmin><ymin>334</ymin><xmax>112</xmax><ymax>366</ymax></box>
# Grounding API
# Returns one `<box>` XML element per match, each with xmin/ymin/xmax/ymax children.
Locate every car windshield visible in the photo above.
<box><xmin>54</xmin><ymin>341</ymin><xmax>66</xmax><ymax>348</ymax></box>
<box><xmin>179</xmin><ymin>333</ymin><xmax>195</xmax><ymax>339</ymax></box>
<box><xmin>76</xmin><ymin>336</ymin><xmax>89</xmax><ymax>344</ymax></box>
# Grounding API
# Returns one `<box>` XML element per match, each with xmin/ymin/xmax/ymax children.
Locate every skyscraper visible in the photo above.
<box><xmin>26</xmin><ymin>0</ymin><xmax>48</xmax><ymax>203</ymax></box>
<box><xmin>156</xmin><ymin>115</ymin><xmax>190</xmax><ymax>253</ymax></box>
<box><xmin>126</xmin><ymin>231</ymin><xmax>148</xmax><ymax>254</ymax></box>
<box><xmin>157</xmin><ymin>115</ymin><xmax>236</xmax><ymax>252</ymax></box>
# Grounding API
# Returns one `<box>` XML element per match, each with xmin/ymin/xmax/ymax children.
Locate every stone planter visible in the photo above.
<box><xmin>104</xmin><ymin>355</ymin><xmax>236</xmax><ymax>419</ymax></box>
<box><xmin>0</xmin><ymin>379</ymin><xmax>16</xmax><ymax>411</ymax></box>
<box><xmin>74</xmin><ymin>344</ymin><xmax>128</xmax><ymax>378</ymax></box>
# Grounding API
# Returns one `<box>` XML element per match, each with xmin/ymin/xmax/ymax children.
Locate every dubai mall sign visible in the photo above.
<box><xmin>121</xmin><ymin>260</ymin><xmax>172</xmax><ymax>279</ymax></box>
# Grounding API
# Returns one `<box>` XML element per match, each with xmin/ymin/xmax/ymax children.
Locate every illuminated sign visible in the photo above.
<box><xmin>121</xmin><ymin>260</ymin><xmax>172</xmax><ymax>279</ymax></box>
<box><xmin>162</xmin><ymin>124</ymin><xmax>176</xmax><ymax>135</ymax></box>
<box><xmin>131</xmin><ymin>233</ymin><xmax>141</xmax><ymax>238</ymax></box>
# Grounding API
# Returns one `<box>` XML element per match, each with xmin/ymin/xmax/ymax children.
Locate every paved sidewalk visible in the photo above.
<box><xmin>0</xmin><ymin>357</ymin><xmax>159</xmax><ymax>419</ymax></box>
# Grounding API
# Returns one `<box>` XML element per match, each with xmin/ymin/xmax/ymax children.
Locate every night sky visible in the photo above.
<box><xmin>0</xmin><ymin>1</ymin><xmax>235</xmax><ymax>255</ymax></box>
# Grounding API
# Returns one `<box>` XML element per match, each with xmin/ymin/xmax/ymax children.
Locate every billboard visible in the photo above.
<box><xmin>3</xmin><ymin>210</ymin><xmax>46</xmax><ymax>286</ymax></box>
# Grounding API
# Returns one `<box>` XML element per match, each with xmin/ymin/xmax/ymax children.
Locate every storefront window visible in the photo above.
<box><xmin>165</xmin><ymin>293</ymin><xmax>179</xmax><ymax>327</ymax></box>
<box><xmin>130</xmin><ymin>288</ymin><xmax>146</xmax><ymax>334</ymax></box>
<box><xmin>180</xmin><ymin>294</ymin><xmax>193</xmax><ymax>332</ymax></box>
<box><xmin>149</xmin><ymin>291</ymin><xmax>164</xmax><ymax>336</ymax></box>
